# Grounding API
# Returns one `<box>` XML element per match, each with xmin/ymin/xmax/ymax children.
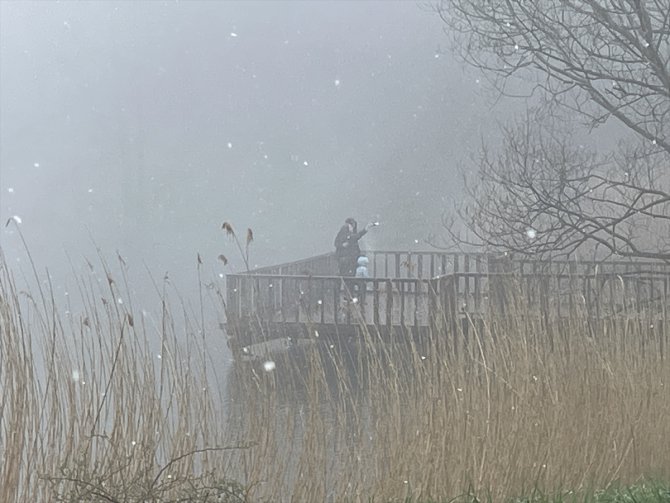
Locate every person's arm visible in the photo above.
<box><xmin>352</xmin><ymin>228</ymin><xmax>368</xmax><ymax>241</ymax></box>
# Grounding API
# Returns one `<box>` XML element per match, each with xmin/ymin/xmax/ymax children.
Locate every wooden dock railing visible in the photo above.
<box><xmin>227</xmin><ymin>252</ymin><xmax>670</xmax><ymax>336</ymax></box>
<box><xmin>248</xmin><ymin>251</ymin><xmax>491</xmax><ymax>279</ymax></box>
<box><xmin>226</xmin><ymin>274</ymin><xmax>437</xmax><ymax>328</ymax></box>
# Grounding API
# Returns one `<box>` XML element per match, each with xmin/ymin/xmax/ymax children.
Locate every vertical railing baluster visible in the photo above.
<box><xmin>414</xmin><ymin>280</ymin><xmax>420</xmax><ymax>327</ymax></box>
<box><xmin>334</xmin><ymin>280</ymin><xmax>340</xmax><ymax>326</ymax></box>
<box><xmin>474</xmin><ymin>256</ymin><xmax>482</xmax><ymax>314</ymax></box>
<box><xmin>463</xmin><ymin>255</ymin><xmax>470</xmax><ymax>313</ymax></box>
<box><xmin>386</xmin><ymin>280</ymin><xmax>393</xmax><ymax>328</ymax></box>
<box><xmin>320</xmin><ymin>278</ymin><xmax>325</xmax><ymax>324</ymax></box>
<box><xmin>373</xmin><ymin>280</ymin><xmax>380</xmax><ymax>326</ymax></box>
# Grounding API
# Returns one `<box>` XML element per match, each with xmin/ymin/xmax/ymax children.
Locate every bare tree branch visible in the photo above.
<box><xmin>438</xmin><ymin>0</ymin><xmax>670</xmax><ymax>261</ymax></box>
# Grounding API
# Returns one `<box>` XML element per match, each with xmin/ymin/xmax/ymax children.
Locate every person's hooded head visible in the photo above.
<box><xmin>345</xmin><ymin>217</ymin><xmax>357</xmax><ymax>232</ymax></box>
<box><xmin>357</xmin><ymin>256</ymin><xmax>369</xmax><ymax>267</ymax></box>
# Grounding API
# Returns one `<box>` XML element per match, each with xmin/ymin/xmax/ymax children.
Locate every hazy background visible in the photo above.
<box><xmin>0</xmin><ymin>0</ymin><xmax>497</xmax><ymax>306</ymax></box>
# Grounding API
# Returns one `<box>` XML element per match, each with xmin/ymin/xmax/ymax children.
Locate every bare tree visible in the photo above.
<box><xmin>451</xmin><ymin>115</ymin><xmax>670</xmax><ymax>259</ymax></box>
<box><xmin>438</xmin><ymin>0</ymin><xmax>670</xmax><ymax>260</ymax></box>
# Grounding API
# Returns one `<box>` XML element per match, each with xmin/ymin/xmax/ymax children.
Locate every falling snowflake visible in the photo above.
<box><xmin>227</xmin><ymin>142</ymin><xmax>233</xmax><ymax>149</ymax></box>
<box><xmin>263</xmin><ymin>360</ymin><xmax>276</xmax><ymax>372</ymax></box>
<box><xmin>526</xmin><ymin>228</ymin><xmax>537</xmax><ymax>240</ymax></box>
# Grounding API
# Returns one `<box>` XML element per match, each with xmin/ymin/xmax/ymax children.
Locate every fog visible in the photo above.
<box><xmin>0</xmin><ymin>1</ymin><xmax>495</xmax><ymax>302</ymax></box>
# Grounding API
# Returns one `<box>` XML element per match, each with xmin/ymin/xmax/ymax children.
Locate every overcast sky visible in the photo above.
<box><xmin>0</xmin><ymin>0</ymin><xmax>497</xmax><ymax>301</ymax></box>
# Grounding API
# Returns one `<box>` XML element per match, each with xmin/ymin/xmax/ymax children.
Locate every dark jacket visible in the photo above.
<box><xmin>334</xmin><ymin>224</ymin><xmax>368</xmax><ymax>258</ymax></box>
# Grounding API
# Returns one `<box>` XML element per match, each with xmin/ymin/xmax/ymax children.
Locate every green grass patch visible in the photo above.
<box><xmin>395</xmin><ymin>482</ymin><xmax>670</xmax><ymax>503</ymax></box>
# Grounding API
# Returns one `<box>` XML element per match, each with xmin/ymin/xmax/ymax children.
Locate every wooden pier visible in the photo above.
<box><xmin>225</xmin><ymin>250</ymin><xmax>670</xmax><ymax>352</ymax></box>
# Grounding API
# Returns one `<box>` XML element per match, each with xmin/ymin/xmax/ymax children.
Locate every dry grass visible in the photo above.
<box><xmin>224</xmin><ymin>292</ymin><xmax>670</xmax><ymax>501</ymax></box>
<box><xmin>0</xmin><ymin>254</ymin><xmax>247</xmax><ymax>502</ymax></box>
<box><xmin>1</xmin><ymin>253</ymin><xmax>669</xmax><ymax>502</ymax></box>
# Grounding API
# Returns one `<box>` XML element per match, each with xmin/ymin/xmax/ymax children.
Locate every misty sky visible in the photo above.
<box><xmin>0</xmin><ymin>0</ymin><xmax>496</xmax><ymax>299</ymax></box>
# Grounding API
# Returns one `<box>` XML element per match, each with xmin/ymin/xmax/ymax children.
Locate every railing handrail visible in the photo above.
<box><xmin>231</xmin><ymin>269</ymin><xmax>670</xmax><ymax>282</ymax></box>
<box><xmin>431</xmin><ymin>270</ymin><xmax>670</xmax><ymax>281</ymax></box>
<box><xmin>227</xmin><ymin>273</ymin><xmax>436</xmax><ymax>283</ymax></box>
<box><xmin>245</xmin><ymin>252</ymin><xmax>334</xmax><ymax>274</ymax></box>
<box><xmin>243</xmin><ymin>250</ymin><xmax>670</xmax><ymax>276</ymax></box>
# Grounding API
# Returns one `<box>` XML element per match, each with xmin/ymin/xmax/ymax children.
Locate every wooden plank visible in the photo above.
<box><xmin>463</xmin><ymin>255</ymin><xmax>470</xmax><ymax>312</ymax></box>
<box><xmin>568</xmin><ymin>262</ymin><xmax>576</xmax><ymax>317</ymax></box>
<box><xmin>254</xmin><ymin>276</ymin><xmax>261</xmax><ymax>319</ymax></box>
<box><xmin>634</xmin><ymin>264</ymin><xmax>641</xmax><ymax>315</ymax></box>
<box><xmin>529</xmin><ymin>261</ymin><xmax>536</xmax><ymax>312</ymax></box>
<box><xmin>608</xmin><ymin>271</ymin><xmax>614</xmax><ymax>319</ymax></box>
<box><xmin>373</xmin><ymin>280</ymin><xmax>380</xmax><ymax>325</ymax></box>
<box><xmin>414</xmin><ymin>280</ymin><xmax>420</xmax><ymax>327</ymax></box>
<box><xmin>319</xmin><ymin>279</ymin><xmax>325</xmax><ymax>324</ymax></box>
<box><xmin>386</xmin><ymin>280</ymin><xmax>393</xmax><ymax>327</ymax></box>
<box><xmin>474</xmin><ymin>256</ymin><xmax>482</xmax><ymax>313</ymax></box>
<box><xmin>664</xmin><ymin>275</ymin><xmax>668</xmax><ymax>323</ymax></box>
<box><xmin>428</xmin><ymin>278</ymin><xmax>438</xmax><ymax>330</ymax></box>
<box><xmin>267</xmin><ymin>278</ymin><xmax>275</xmax><ymax>317</ymax></box>
<box><xmin>333</xmin><ymin>281</ymin><xmax>340</xmax><ymax>326</ymax></box>
<box><xmin>295</xmin><ymin>279</ymin><xmax>301</xmax><ymax>323</ymax></box>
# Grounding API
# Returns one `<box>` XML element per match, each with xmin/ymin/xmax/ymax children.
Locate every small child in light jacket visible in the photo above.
<box><xmin>355</xmin><ymin>256</ymin><xmax>370</xmax><ymax>278</ymax></box>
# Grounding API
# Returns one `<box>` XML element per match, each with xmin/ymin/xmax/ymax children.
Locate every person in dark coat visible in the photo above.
<box><xmin>334</xmin><ymin>217</ymin><xmax>369</xmax><ymax>276</ymax></box>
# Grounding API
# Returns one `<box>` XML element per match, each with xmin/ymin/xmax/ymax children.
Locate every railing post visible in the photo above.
<box><xmin>386</xmin><ymin>279</ymin><xmax>393</xmax><ymax>328</ymax></box>
<box><xmin>399</xmin><ymin>280</ymin><xmax>406</xmax><ymax>326</ymax></box>
<box><xmin>373</xmin><ymin>280</ymin><xmax>380</xmax><ymax>326</ymax></box>
<box><xmin>334</xmin><ymin>280</ymin><xmax>340</xmax><ymax>326</ymax></box>
<box><xmin>414</xmin><ymin>279</ymin><xmax>420</xmax><ymax>327</ymax></box>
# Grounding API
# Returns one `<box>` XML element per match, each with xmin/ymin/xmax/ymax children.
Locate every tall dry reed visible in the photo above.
<box><xmin>226</xmin><ymin>295</ymin><xmax>670</xmax><ymax>501</ymax></box>
<box><xmin>0</xmin><ymin>253</ymin><xmax>247</xmax><ymax>503</ymax></box>
<box><xmin>1</xmin><ymin>252</ymin><xmax>669</xmax><ymax>502</ymax></box>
